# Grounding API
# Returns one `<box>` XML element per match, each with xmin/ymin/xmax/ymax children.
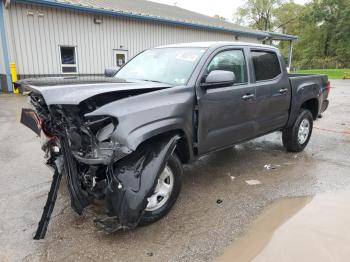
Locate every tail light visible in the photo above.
<box><xmin>326</xmin><ymin>80</ymin><xmax>331</xmax><ymax>93</ymax></box>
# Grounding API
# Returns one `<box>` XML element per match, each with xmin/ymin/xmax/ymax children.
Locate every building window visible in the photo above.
<box><xmin>113</xmin><ymin>50</ymin><xmax>128</xmax><ymax>68</ymax></box>
<box><xmin>60</xmin><ymin>46</ymin><xmax>77</xmax><ymax>74</ymax></box>
<box><xmin>251</xmin><ymin>51</ymin><xmax>281</xmax><ymax>81</ymax></box>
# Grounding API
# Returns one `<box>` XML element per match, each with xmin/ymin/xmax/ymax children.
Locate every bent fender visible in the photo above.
<box><xmin>97</xmin><ymin>134</ymin><xmax>179</xmax><ymax>231</ymax></box>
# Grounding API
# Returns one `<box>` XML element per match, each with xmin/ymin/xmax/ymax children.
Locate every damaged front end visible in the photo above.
<box><xmin>21</xmin><ymin>92</ymin><xmax>179</xmax><ymax>239</ymax></box>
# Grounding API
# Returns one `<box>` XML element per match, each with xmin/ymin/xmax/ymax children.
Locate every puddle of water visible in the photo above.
<box><xmin>217</xmin><ymin>190</ymin><xmax>350</xmax><ymax>262</ymax></box>
<box><xmin>216</xmin><ymin>196</ymin><xmax>311</xmax><ymax>262</ymax></box>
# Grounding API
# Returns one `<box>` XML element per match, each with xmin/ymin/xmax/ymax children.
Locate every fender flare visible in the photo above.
<box><xmin>286</xmin><ymin>82</ymin><xmax>320</xmax><ymax>128</ymax></box>
<box><xmin>96</xmin><ymin>133</ymin><xmax>180</xmax><ymax>231</ymax></box>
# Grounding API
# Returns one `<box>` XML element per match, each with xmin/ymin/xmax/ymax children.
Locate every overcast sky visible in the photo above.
<box><xmin>151</xmin><ymin>0</ymin><xmax>309</xmax><ymax>22</ymax></box>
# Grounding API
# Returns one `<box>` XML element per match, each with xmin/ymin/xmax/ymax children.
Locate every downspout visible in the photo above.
<box><xmin>0</xmin><ymin>0</ymin><xmax>12</xmax><ymax>92</ymax></box>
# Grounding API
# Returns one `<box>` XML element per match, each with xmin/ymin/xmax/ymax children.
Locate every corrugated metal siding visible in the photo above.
<box><xmin>5</xmin><ymin>3</ymin><xmax>258</xmax><ymax>75</ymax></box>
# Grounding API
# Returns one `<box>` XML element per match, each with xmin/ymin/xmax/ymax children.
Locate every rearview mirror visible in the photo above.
<box><xmin>104</xmin><ymin>67</ymin><xmax>119</xmax><ymax>77</ymax></box>
<box><xmin>201</xmin><ymin>70</ymin><xmax>235</xmax><ymax>88</ymax></box>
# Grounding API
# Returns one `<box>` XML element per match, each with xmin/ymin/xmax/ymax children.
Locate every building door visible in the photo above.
<box><xmin>113</xmin><ymin>50</ymin><xmax>128</xmax><ymax>67</ymax></box>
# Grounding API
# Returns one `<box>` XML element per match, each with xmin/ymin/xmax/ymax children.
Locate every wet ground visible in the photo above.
<box><xmin>218</xmin><ymin>190</ymin><xmax>350</xmax><ymax>262</ymax></box>
<box><xmin>0</xmin><ymin>80</ymin><xmax>349</xmax><ymax>262</ymax></box>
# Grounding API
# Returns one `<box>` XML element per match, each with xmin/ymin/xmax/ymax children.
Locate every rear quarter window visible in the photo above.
<box><xmin>251</xmin><ymin>51</ymin><xmax>281</xmax><ymax>81</ymax></box>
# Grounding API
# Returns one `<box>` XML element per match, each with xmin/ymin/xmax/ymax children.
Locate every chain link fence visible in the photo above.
<box><xmin>292</xmin><ymin>57</ymin><xmax>350</xmax><ymax>71</ymax></box>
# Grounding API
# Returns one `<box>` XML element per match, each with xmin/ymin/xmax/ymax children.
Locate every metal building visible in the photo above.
<box><xmin>0</xmin><ymin>0</ymin><xmax>297</xmax><ymax>92</ymax></box>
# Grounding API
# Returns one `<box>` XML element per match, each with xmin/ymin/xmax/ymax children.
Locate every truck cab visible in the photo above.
<box><xmin>193</xmin><ymin>43</ymin><xmax>292</xmax><ymax>154</ymax></box>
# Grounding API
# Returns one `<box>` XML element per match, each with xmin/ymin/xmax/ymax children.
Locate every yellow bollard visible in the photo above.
<box><xmin>10</xmin><ymin>63</ymin><xmax>19</xmax><ymax>94</ymax></box>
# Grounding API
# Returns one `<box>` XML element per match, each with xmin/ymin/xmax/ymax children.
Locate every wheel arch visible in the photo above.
<box><xmin>300</xmin><ymin>98</ymin><xmax>319</xmax><ymax>120</ymax></box>
<box><xmin>131</xmin><ymin>127</ymin><xmax>192</xmax><ymax>164</ymax></box>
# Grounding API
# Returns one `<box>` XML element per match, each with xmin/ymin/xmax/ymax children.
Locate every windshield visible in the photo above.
<box><xmin>115</xmin><ymin>47</ymin><xmax>206</xmax><ymax>85</ymax></box>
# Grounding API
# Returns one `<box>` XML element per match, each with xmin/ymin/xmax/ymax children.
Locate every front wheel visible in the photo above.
<box><xmin>140</xmin><ymin>154</ymin><xmax>182</xmax><ymax>225</ymax></box>
<box><xmin>282</xmin><ymin>109</ymin><xmax>313</xmax><ymax>152</ymax></box>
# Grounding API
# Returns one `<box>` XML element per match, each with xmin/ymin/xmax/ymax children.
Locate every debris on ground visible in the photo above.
<box><xmin>264</xmin><ymin>164</ymin><xmax>281</xmax><ymax>170</ymax></box>
<box><xmin>216</xmin><ymin>199</ymin><xmax>223</xmax><ymax>204</ymax></box>
<box><xmin>227</xmin><ymin>173</ymin><xmax>236</xmax><ymax>181</ymax></box>
<box><xmin>245</xmin><ymin>180</ymin><xmax>262</xmax><ymax>185</ymax></box>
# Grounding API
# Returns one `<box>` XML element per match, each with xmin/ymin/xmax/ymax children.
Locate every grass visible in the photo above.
<box><xmin>294</xmin><ymin>69</ymin><xmax>350</xmax><ymax>79</ymax></box>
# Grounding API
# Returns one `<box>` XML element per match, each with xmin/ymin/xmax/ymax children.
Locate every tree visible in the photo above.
<box><xmin>311</xmin><ymin>0</ymin><xmax>350</xmax><ymax>59</ymax></box>
<box><xmin>234</xmin><ymin>0</ymin><xmax>284</xmax><ymax>31</ymax></box>
<box><xmin>235</xmin><ymin>0</ymin><xmax>350</xmax><ymax>69</ymax></box>
<box><xmin>213</xmin><ymin>14</ymin><xmax>226</xmax><ymax>21</ymax></box>
<box><xmin>273</xmin><ymin>3</ymin><xmax>304</xmax><ymax>34</ymax></box>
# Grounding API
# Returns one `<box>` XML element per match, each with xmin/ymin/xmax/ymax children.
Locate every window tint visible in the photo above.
<box><xmin>207</xmin><ymin>50</ymin><xmax>247</xmax><ymax>84</ymax></box>
<box><xmin>61</xmin><ymin>47</ymin><xmax>76</xmax><ymax>64</ymax></box>
<box><xmin>60</xmin><ymin>46</ymin><xmax>77</xmax><ymax>74</ymax></box>
<box><xmin>251</xmin><ymin>51</ymin><xmax>281</xmax><ymax>81</ymax></box>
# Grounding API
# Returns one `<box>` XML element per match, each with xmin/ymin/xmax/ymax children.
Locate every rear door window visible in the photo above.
<box><xmin>251</xmin><ymin>51</ymin><xmax>281</xmax><ymax>81</ymax></box>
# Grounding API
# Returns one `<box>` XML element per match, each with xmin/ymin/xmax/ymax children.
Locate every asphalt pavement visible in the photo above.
<box><xmin>0</xmin><ymin>80</ymin><xmax>349</xmax><ymax>262</ymax></box>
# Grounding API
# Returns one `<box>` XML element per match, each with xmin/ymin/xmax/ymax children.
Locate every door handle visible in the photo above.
<box><xmin>242</xmin><ymin>93</ymin><xmax>255</xmax><ymax>100</ymax></box>
<box><xmin>279</xmin><ymin>88</ymin><xmax>288</xmax><ymax>94</ymax></box>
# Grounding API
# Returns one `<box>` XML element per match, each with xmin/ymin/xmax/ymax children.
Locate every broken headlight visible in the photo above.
<box><xmin>84</xmin><ymin>115</ymin><xmax>118</xmax><ymax>142</ymax></box>
<box><xmin>67</xmin><ymin>115</ymin><xmax>121</xmax><ymax>165</ymax></box>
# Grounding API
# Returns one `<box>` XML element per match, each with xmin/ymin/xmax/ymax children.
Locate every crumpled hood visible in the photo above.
<box><xmin>17</xmin><ymin>76</ymin><xmax>172</xmax><ymax>105</ymax></box>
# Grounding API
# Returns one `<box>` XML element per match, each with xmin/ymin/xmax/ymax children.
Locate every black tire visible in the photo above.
<box><xmin>140</xmin><ymin>154</ymin><xmax>182</xmax><ymax>225</ymax></box>
<box><xmin>282</xmin><ymin>109</ymin><xmax>313</xmax><ymax>152</ymax></box>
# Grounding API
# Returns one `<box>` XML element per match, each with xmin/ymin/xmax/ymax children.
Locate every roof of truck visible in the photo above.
<box><xmin>156</xmin><ymin>41</ymin><xmax>279</xmax><ymax>49</ymax></box>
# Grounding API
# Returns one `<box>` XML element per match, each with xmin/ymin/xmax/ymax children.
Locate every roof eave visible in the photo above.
<box><xmin>13</xmin><ymin>0</ymin><xmax>297</xmax><ymax>41</ymax></box>
<box><xmin>267</xmin><ymin>32</ymin><xmax>298</xmax><ymax>41</ymax></box>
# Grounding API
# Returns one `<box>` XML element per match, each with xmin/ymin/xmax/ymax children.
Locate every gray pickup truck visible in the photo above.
<box><xmin>18</xmin><ymin>42</ymin><xmax>330</xmax><ymax>239</ymax></box>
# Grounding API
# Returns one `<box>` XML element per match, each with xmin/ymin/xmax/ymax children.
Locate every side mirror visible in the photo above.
<box><xmin>201</xmin><ymin>70</ymin><xmax>235</xmax><ymax>88</ymax></box>
<box><xmin>104</xmin><ymin>67</ymin><xmax>119</xmax><ymax>77</ymax></box>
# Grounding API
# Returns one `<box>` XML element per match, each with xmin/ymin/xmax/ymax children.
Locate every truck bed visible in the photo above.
<box><xmin>286</xmin><ymin>73</ymin><xmax>329</xmax><ymax>128</ymax></box>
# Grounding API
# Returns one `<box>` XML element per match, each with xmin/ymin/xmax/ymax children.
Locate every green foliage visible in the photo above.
<box><xmin>235</xmin><ymin>0</ymin><xmax>284</xmax><ymax>31</ymax></box>
<box><xmin>295</xmin><ymin>69</ymin><xmax>350</xmax><ymax>79</ymax></box>
<box><xmin>234</xmin><ymin>0</ymin><xmax>350</xmax><ymax>69</ymax></box>
<box><xmin>213</xmin><ymin>14</ymin><xmax>227</xmax><ymax>21</ymax></box>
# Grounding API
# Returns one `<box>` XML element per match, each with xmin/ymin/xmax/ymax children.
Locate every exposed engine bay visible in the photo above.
<box><xmin>21</xmin><ymin>90</ymin><xmax>180</xmax><ymax>239</ymax></box>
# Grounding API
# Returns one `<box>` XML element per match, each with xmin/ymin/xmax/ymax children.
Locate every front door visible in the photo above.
<box><xmin>113</xmin><ymin>50</ymin><xmax>128</xmax><ymax>68</ymax></box>
<box><xmin>196</xmin><ymin>48</ymin><xmax>257</xmax><ymax>154</ymax></box>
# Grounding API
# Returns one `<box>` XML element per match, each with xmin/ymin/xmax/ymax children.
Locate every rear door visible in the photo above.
<box><xmin>250</xmin><ymin>49</ymin><xmax>291</xmax><ymax>134</ymax></box>
<box><xmin>196</xmin><ymin>47</ymin><xmax>257</xmax><ymax>154</ymax></box>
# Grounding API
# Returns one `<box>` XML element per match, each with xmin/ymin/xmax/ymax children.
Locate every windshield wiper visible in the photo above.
<box><xmin>137</xmin><ymin>79</ymin><xmax>166</xmax><ymax>84</ymax></box>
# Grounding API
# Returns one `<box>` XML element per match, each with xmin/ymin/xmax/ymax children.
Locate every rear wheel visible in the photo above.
<box><xmin>282</xmin><ymin>109</ymin><xmax>313</xmax><ymax>152</ymax></box>
<box><xmin>140</xmin><ymin>154</ymin><xmax>182</xmax><ymax>225</ymax></box>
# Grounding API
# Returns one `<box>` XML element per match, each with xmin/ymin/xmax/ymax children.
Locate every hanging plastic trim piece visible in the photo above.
<box><xmin>95</xmin><ymin>134</ymin><xmax>179</xmax><ymax>232</ymax></box>
<box><xmin>33</xmin><ymin>165</ymin><xmax>62</xmax><ymax>240</ymax></box>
